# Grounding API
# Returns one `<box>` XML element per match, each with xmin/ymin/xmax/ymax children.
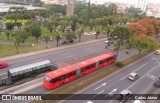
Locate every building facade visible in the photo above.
<box><xmin>66</xmin><ymin>0</ymin><xmax>74</xmax><ymax>16</ymax></box>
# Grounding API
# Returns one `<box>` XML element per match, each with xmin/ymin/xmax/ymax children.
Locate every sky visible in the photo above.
<box><xmin>90</xmin><ymin>0</ymin><xmax>160</xmax><ymax>5</ymax></box>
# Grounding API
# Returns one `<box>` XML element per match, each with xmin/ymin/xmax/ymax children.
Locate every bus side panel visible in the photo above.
<box><xmin>61</xmin><ymin>75</ymin><xmax>77</xmax><ymax>84</ymax></box>
<box><xmin>44</xmin><ymin>80</ymin><xmax>61</xmax><ymax>90</ymax></box>
<box><xmin>98</xmin><ymin>63</ymin><xmax>105</xmax><ymax>69</ymax></box>
<box><xmin>80</xmin><ymin>68</ymin><xmax>95</xmax><ymax>77</ymax></box>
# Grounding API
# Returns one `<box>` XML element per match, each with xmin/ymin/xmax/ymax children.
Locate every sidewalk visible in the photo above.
<box><xmin>0</xmin><ymin>38</ymin><xmax>106</xmax><ymax>61</ymax></box>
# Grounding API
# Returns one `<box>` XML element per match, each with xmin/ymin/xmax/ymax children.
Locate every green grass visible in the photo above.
<box><xmin>0</xmin><ymin>44</ymin><xmax>45</xmax><ymax>58</ymax></box>
<box><xmin>0</xmin><ymin>34</ymin><xmax>8</xmax><ymax>41</ymax></box>
<box><xmin>32</xmin><ymin>51</ymin><xmax>150</xmax><ymax>103</ymax></box>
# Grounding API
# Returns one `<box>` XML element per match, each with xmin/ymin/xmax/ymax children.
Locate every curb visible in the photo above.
<box><xmin>0</xmin><ymin>38</ymin><xmax>106</xmax><ymax>61</ymax></box>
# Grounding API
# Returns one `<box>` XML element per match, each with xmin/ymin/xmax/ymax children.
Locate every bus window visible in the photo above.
<box><xmin>50</xmin><ymin>77</ymin><xmax>60</xmax><ymax>83</ymax></box>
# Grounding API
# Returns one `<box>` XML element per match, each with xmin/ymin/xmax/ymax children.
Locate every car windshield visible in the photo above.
<box><xmin>129</xmin><ymin>75</ymin><xmax>134</xmax><ymax>78</ymax></box>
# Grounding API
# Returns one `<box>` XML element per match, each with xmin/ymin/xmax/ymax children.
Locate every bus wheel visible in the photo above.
<box><xmin>61</xmin><ymin>82</ymin><xmax>65</xmax><ymax>86</ymax></box>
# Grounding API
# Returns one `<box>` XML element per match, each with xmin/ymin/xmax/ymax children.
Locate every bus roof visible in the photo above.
<box><xmin>76</xmin><ymin>59</ymin><xmax>95</xmax><ymax>68</ymax></box>
<box><xmin>9</xmin><ymin>60</ymin><xmax>51</xmax><ymax>74</ymax></box>
<box><xmin>93</xmin><ymin>52</ymin><xmax>114</xmax><ymax>61</ymax></box>
<box><xmin>46</xmin><ymin>65</ymin><xmax>77</xmax><ymax>79</ymax></box>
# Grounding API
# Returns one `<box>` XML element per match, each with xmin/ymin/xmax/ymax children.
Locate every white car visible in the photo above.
<box><xmin>105</xmin><ymin>40</ymin><xmax>109</xmax><ymax>44</ymax></box>
<box><xmin>128</xmin><ymin>72</ymin><xmax>139</xmax><ymax>81</ymax></box>
<box><xmin>155</xmin><ymin>49</ymin><xmax>160</xmax><ymax>55</ymax></box>
<box><xmin>133</xmin><ymin>100</ymin><xmax>145</xmax><ymax>103</ymax></box>
<box><xmin>90</xmin><ymin>31</ymin><xmax>96</xmax><ymax>35</ymax></box>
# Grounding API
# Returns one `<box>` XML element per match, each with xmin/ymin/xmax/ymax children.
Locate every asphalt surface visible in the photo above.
<box><xmin>58</xmin><ymin>53</ymin><xmax>160</xmax><ymax>103</ymax></box>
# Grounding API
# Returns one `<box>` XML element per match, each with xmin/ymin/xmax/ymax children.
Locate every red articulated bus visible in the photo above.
<box><xmin>44</xmin><ymin>52</ymin><xmax>116</xmax><ymax>90</ymax></box>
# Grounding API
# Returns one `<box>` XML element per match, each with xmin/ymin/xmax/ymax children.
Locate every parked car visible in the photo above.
<box><xmin>105</xmin><ymin>40</ymin><xmax>109</xmax><ymax>44</ymax></box>
<box><xmin>68</xmin><ymin>39</ymin><xmax>74</xmax><ymax>43</ymax></box>
<box><xmin>90</xmin><ymin>31</ymin><xmax>96</xmax><ymax>35</ymax></box>
<box><xmin>155</xmin><ymin>49</ymin><xmax>160</xmax><ymax>55</ymax></box>
<box><xmin>128</xmin><ymin>72</ymin><xmax>139</xmax><ymax>81</ymax></box>
<box><xmin>60</xmin><ymin>40</ymin><xmax>68</xmax><ymax>44</ymax></box>
<box><xmin>0</xmin><ymin>62</ymin><xmax>8</xmax><ymax>69</ymax></box>
<box><xmin>117</xmin><ymin>89</ymin><xmax>132</xmax><ymax>102</ymax></box>
<box><xmin>154</xmin><ymin>78</ymin><xmax>160</xmax><ymax>87</ymax></box>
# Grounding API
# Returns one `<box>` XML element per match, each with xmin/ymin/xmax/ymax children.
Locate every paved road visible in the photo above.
<box><xmin>58</xmin><ymin>53</ymin><xmax>160</xmax><ymax>103</ymax></box>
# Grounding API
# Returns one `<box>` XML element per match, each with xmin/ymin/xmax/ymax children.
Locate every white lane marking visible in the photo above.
<box><xmin>58</xmin><ymin>52</ymin><xmax>153</xmax><ymax>103</ymax></box>
<box><xmin>126</xmin><ymin>66</ymin><xmax>158</xmax><ymax>90</ymax></box>
<box><xmin>142</xmin><ymin>82</ymin><xmax>155</xmax><ymax>94</ymax></box>
<box><xmin>93</xmin><ymin>90</ymin><xmax>104</xmax><ymax>98</ymax></box>
<box><xmin>147</xmin><ymin>74</ymin><xmax>157</xmax><ymax>80</ymax></box>
<box><xmin>152</xmin><ymin>58</ymin><xmax>160</xmax><ymax>65</ymax></box>
<box><xmin>94</xmin><ymin>83</ymin><xmax>107</xmax><ymax>90</ymax></box>
<box><xmin>109</xmin><ymin>88</ymin><xmax>117</xmax><ymax>94</ymax></box>
<box><xmin>120</xmin><ymin>59</ymin><xmax>154</xmax><ymax>80</ymax></box>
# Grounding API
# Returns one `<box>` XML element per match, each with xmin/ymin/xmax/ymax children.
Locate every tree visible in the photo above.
<box><xmin>89</xmin><ymin>19</ymin><xmax>95</xmax><ymax>30</ymax></box>
<box><xmin>60</xmin><ymin>19</ymin><xmax>69</xmax><ymax>32</ymax></box>
<box><xmin>5</xmin><ymin>23</ymin><xmax>14</xmax><ymax>31</ymax></box>
<box><xmin>41</xmin><ymin>27</ymin><xmax>51</xmax><ymax>48</ymax></box>
<box><xmin>152</xmin><ymin>19</ymin><xmax>160</xmax><ymax>37</ymax></box>
<box><xmin>5</xmin><ymin>30</ymin><xmax>10</xmax><ymax>40</ymax></box>
<box><xmin>0</xmin><ymin>23</ymin><xmax>3</xmax><ymax>34</ymax></box>
<box><xmin>95</xmin><ymin>25</ymin><xmax>102</xmax><ymax>39</ymax></box>
<box><xmin>76</xmin><ymin>24</ymin><xmax>85</xmax><ymax>42</ymax></box>
<box><xmin>19</xmin><ymin>29</ymin><xmax>29</xmax><ymax>44</ymax></box>
<box><xmin>130</xmin><ymin>35</ymin><xmax>158</xmax><ymax>53</ymax></box>
<box><xmin>127</xmin><ymin>22</ymin><xmax>147</xmax><ymax>36</ymax></box>
<box><xmin>10</xmin><ymin>29</ymin><xmax>28</xmax><ymax>54</ymax></box>
<box><xmin>69</xmin><ymin>15</ymin><xmax>78</xmax><ymax>32</ymax></box>
<box><xmin>29</xmin><ymin>22</ymin><xmax>42</xmax><ymax>41</ymax></box>
<box><xmin>106</xmin><ymin>26</ymin><xmax>132</xmax><ymax>60</ymax></box>
<box><xmin>65</xmin><ymin>31</ymin><xmax>76</xmax><ymax>42</ymax></box>
<box><xmin>51</xmin><ymin>29</ymin><xmax>62</xmax><ymax>46</ymax></box>
<box><xmin>138</xmin><ymin>19</ymin><xmax>156</xmax><ymax>37</ymax></box>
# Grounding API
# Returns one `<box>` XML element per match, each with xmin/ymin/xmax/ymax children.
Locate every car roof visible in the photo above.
<box><xmin>129</xmin><ymin>72</ymin><xmax>138</xmax><ymax>76</ymax></box>
<box><xmin>120</xmin><ymin>90</ymin><xmax>131</xmax><ymax>94</ymax></box>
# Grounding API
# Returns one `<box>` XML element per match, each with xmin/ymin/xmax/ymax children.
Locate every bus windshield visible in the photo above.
<box><xmin>44</xmin><ymin>75</ymin><xmax>51</xmax><ymax>82</ymax></box>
